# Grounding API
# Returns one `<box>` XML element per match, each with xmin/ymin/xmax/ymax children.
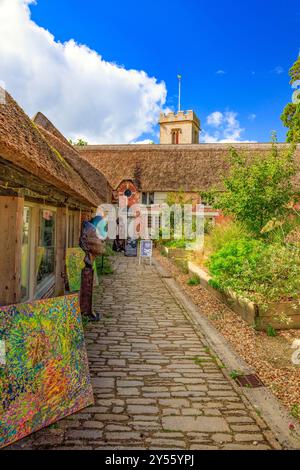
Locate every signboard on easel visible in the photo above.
<box><xmin>125</xmin><ymin>238</ymin><xmax>138</xmax><ymax>257</ymax></box>
<box><xmin>139</xmin><ymin>240</ymin><xmax>153</xmax><ymax>265</ymax></box>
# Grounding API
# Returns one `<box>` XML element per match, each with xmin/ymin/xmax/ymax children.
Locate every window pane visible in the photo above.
<box><xmin>68</xmin><ymin>213</ymin><xmax>74</xmax><ymax>248</ymax></box>
<box><xmin>21</xmin><ymin>207</ymin><xmax>31</xmax><ymax>300</ymax></box>
<box><xmin>142</xmin><ymin>192</ymin><xmax>148</xmax><ymax>205</ymax></box>
<box><xmin>149</xmin><ymin>192</ymin><xmax>155</xmax><ymax>205</ymax></box>
<box><xmin>36</xmin><ymin>210</ymin><xmax>56</xmax><ymax>285</ymax></box>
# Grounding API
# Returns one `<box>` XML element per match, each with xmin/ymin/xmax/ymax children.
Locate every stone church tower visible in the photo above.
<box><xmin>159</xmin><ymin>110</ymin><xmax>201</xmax><ymax>144</ymax></box>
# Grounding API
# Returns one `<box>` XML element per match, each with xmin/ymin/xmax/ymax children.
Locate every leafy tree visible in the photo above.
<box><xmin>69</xmin><ymin>138</ymin><xmax>88</xmax><ymax>146</ymax></box>
<box><xmin>281</xmin><ymin>55</ymin><xmax>300</xmax><ymax>143</ymax></box>
<box><xmin>76</xmin><ymin>138</ymin><xmax>88</xmax><ymax>146</ymax></box>
<box><xmin>202</xmin><ymin>143</ymin><xmax>297</xmax><ymax>236</ymax></box>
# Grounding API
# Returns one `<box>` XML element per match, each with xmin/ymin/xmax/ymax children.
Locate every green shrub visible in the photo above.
<box><xmin>103</xmin><ymin>242</ymin><xmax>115</xmax><ymax>256</ymax></box>
<box><xmin>208</xmin><ymin>239</ymin><xmax>300</xmax><ymax>306</ymax></box>
<box><xmin>208</xmin><ymin>222</ymin><xmax>249</xmax><ymax>254</ymax></box>
<box><xmin>204</xmin><ymin>219</ymin><xmax>214</xmax><ymax>234</ymax></box>
<box><xmin>163</xmin><ymin>238</ymin><xmax>187</xmax><ymax>249</ymax></box>
<box><xmin>250</xmin><ymin>243</ymin><xmax>300</xmax><ymax>305</ymax></box>
<box><xmin>95</xmin><ymin>255</ymin><xmax>113</xmax><ymax>276</ymax></box>
<box><xmin>266</xmin><ymin>325</ymin><xmax>277</xmax><ymax>337</ymax></box>
<box><xmin>175</xmin><ymin>258</ymin><xmax>189</xmax><ymax>273</ymax></box>
<box><xmin>209</xmin><ymin>238</ymin><xmax>265</xmax><ymax>282</ymax></box>
<box><xmin>187</xmin><ymin>275</ymin><xmax>200</xmax><ymax>286</ymax></box>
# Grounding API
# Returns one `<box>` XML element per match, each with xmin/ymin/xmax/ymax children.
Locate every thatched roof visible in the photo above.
<box><xmin>33</xmin><ymin>113</ymin><xmax>111</xmax><ymax>203</ymax></box>
<box><xmin>78</xmin><ymin>143</ymin><xmax>300</xmax><ymax>192</ymax></box>
<box><xmin>33</xmin><ymin>112</ymin><xmax>71</xmax><ymax>147</ymax></box>
<box><xmin>0</xmin><ymin>88</ymin><xmax>102</xmax><ymax>208</ymax></box>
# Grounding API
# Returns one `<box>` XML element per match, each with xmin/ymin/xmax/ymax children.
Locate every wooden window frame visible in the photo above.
<box><xmin>22</xmin><ymin>201</ymin><xmax>58</xmax><ymax>301</ymax></box>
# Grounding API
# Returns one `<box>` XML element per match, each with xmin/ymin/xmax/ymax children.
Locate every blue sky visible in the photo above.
<box><xmin>1</xmin><ymin>0</ymin><xmax>299</xmax><ymax>143</ymax></box>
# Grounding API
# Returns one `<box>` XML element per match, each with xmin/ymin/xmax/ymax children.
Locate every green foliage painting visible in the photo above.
<box><xmin>0</xmin><ymin>294</ymin><xmax>94</xmax><ymax>448</ymax></box>
<box><xmin>66</xmin><ymin>247</ymin><xmax>85</xmax><ymax>292</ymax></box>
<box><xmin>66</xmin><ymin>248</ymin><xmax>99</xmax><ymax>292</ymax></box>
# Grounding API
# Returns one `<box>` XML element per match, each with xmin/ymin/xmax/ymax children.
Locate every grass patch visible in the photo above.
<box><xmin>95</xmin><ymin>255</ymin><xmax>114</xmax><ymax>277</ymax></box>
<box><xmin>187</xmin><ymin>275</ymin><xmax>200</xmax><ymax>286</ymax></box>
<box><xmin>229</xmin><ymin>369</ymin><xmax>244</xmax><ymax>380</ymax></box>
<box><xmin>291</xmin><ymin>403</ymin><xmax>300</xmax><ymax>419</ymax></box>
<box><xmin>266</xmin><ymin>325</ymin><xmax>277</xmax><ymax>337</ymax></box>
<box><xmin>193</xmin><ymin>356</ymin><xmax>212</xmax><ymax>365</ymax></box>
<box><xmin>81</xmin><ymin>315</ymin><xmax>90</xmax><ymax>329</ymax></box>
<box><xmin>192</xmin><ymin>353</ymin><xmax>225</xmax><ymax>370</ymax></box>
<box><xmin>175</xmin><ymin>258</ymin><xmax>189</xmax><ymax>274</ymax></box>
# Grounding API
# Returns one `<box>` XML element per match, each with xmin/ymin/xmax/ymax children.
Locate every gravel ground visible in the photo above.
<box><xmin>154</xmin><ymin>248</ymin><xmax>300</xmax><ymax>421</ymax></box>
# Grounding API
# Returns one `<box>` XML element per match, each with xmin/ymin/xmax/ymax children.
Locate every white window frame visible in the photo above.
<box><xmin>142</xmin><ymin>192</ymin><xmax>155</xmax><ymax>206</ymax></box>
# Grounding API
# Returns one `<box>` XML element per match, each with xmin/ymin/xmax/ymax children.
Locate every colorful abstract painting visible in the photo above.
<box><xmin>66</xmin><ymin>247</ymin><xmax>99</xmax><ymax>292</ymax></box>
<box><xmin>0</xmin><ymin>294</ymin><xmax>94</xmax><ymax>449</ymax></box>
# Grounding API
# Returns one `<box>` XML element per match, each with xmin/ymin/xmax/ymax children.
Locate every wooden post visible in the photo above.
<box><xmin>55</xmin><ymin>206</ymin><xmax>67</xmax><ymax>296</ymax></box>
<box><xmin>74</xmin><ymin>210</ymin><xmax>81</xmax><ymax>246</ymax></box>
<box><xmin>29</xmin><ymin>206</ymin><xmax>39</xmax><ymax>300</ymax></box>
<box><xmin>0</xmin><ymin>196</ymin><xmax>24</xmax><ymax>306</ymax></box>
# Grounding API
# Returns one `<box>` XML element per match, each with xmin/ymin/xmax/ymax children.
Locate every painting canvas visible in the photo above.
<box><xmin>66</xmin><ymin>247</ymin><xmax>85</xmax><ymax>292</ymax></box>
<box><xmin>66</xmin><ymin>247</ymin><xmax>98</xmax><ymax>292</ymax></box>
<box><xmin>0</xmin><ymin>294</ymin><xmax>94</xmax><ymax>449</ymax></box>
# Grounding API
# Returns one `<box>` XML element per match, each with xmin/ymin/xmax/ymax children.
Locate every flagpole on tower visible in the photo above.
<box><xmin>177</xmin><ymin>74</ymin><xmax>182</xmax><ymax>112</ymax></box>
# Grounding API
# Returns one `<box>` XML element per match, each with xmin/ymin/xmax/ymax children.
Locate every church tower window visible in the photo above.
<box><xmin>159</xmin><ymin>111</ymin><xmax>201</xmax><ymax>145</ymax></box>
<box><xmin>171</xmin><ymin>129</ymin><xmax>180</xmax><ymax>144</ymax></box>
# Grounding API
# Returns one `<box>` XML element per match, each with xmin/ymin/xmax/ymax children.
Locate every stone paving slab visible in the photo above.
<box><xmin>8</xmin><ymin>256</ymin><xmax>281</xmax><ymax>450</ymax></box>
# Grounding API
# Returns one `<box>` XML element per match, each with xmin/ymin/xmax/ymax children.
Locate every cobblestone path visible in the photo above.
<box><xmin>11</xmin><ymin>256</ymin><xmax>281</xmax><ymax>450</ymax></box>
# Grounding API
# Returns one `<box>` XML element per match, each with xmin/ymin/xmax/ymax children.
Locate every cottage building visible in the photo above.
<box><xmin>77</xmin><ymin>106</ymin><xmax>299</xmax><ymax>208</ymax></box>
<box><xmin>78</xmin><ymin>142</ymin><xmax>300</xmax><ymax>212</ymax></box>
<box><xmin>0</xmin><ymin>88</ymin><xmax>110</xmax><ymax>306</ymax></box>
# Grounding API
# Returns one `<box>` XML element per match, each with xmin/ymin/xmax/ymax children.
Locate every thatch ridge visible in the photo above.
<box><xmin>0</xmin><ymin>88</ymin><xmax>102</xmax><ymax>207</ymax></box>
<box><xmin>78</xmin><ymin>143</ymin><xmax>300</xmax><ymax>192</ymax></box>
<box><xmin>35</xmin><ymin>123</ymin><xmax>110</xmax><ymax>203</ymax></box>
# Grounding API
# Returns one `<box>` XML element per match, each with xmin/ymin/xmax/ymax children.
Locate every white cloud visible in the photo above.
<box><xmin>271</xmin><ymin>65</ymin><xmax>285</xmax><ymax>75</ymax></box>
<box><xmin>202</xmin><ymin>111</ymin><xmax>256</xmax><ymax>143</ymax></box>
<box><xmin>130</xmin><ymin>139</ymin><xmax>154</xmax><ymax>145</ymax></box>
<box><xmin>216</xmin><ymin>70</ymin><xmax>226</xmax><ymax>75</ymax></box>
<box><xmin>206</xmin><ymin>111</ymin><xmax>223</xmax><ymax>127</ymax></box>
<box><xmin>0</xmin><ymin>0</ymin><xmax>167</xmax><ymax>144</ymax></box>
<box><xmin>248</xmin><ymin>113</ymin><xmax>256</xmax><ymax>121</ymax></box>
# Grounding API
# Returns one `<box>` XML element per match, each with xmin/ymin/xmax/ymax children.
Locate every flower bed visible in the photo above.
<box><xmin>188</xmin><ymin>261</ymin><xmax>300</xmax><ymax>330</ymax></box>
